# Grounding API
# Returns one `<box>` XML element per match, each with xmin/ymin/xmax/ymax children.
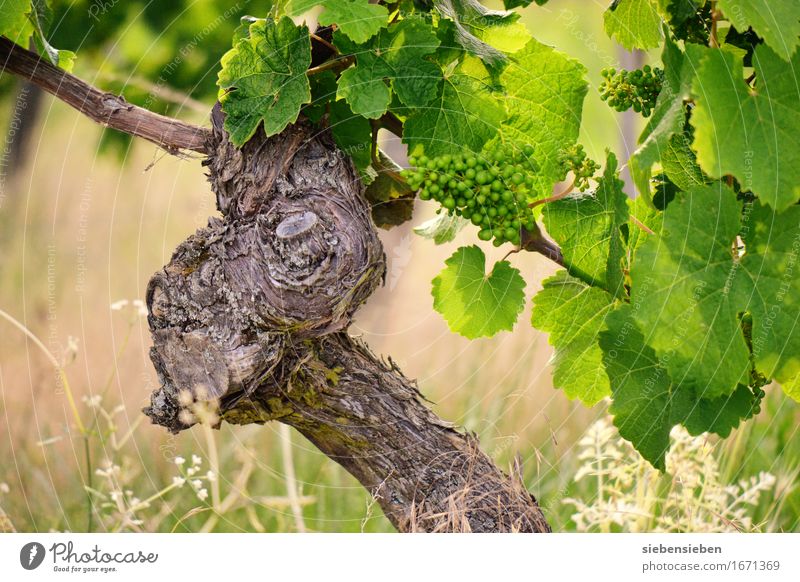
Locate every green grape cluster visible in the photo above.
<box><xmin>558</xmin><ymin>144</ymin><xmax>599</xmax><ymax>191</ymax></box>
<box><xmin>402</xmin><ymin>145</ymin><xmax>540</xmax><ymax>246</ymax></box>
<box><xmin>599</xmin><ymin>65</ymin><xmax>664</xmax><ymax>117</ymax></box>
<box><xmin>751</xmin><ymin>385</ymin><xmax>767</xmax><ymax>416</ymax></box>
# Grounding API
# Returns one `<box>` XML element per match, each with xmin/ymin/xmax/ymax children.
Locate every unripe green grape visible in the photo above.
<box><xmin>406</xmin><ymin>142</ymin><xmax>542</xmax><ymax>247</ymax></box>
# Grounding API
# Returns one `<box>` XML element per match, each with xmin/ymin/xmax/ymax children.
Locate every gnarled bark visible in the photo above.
<box><xmin>143</xmin><ymin>107</ymin><xmax>550</xmax><ymax>532</ymax></box>
<box><xmin>0</xmin><ymin>39</ymin><xmax>551</xmax><ymax>532</ymax></box>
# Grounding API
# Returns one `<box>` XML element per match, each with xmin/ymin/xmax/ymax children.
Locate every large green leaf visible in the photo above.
<box><xmin>600</xmin><ymin>305</ymin><xmax>681</xmax><ymax>470</ymax></box>
<box><xmin>718</xmin><ymin>0</ymin><xmax>800</xmax><ymax>62</ymax></box>
<box><xmin>635</xmin><ymin>181</ymin><xmax>800</xmax><ymax>398</ymax></box>
<box><xmin>493</xmin><ymin>38</ymin><xmax>588</xmax><ymax>200</ymax></box>
<box><xmin>433</xmin><ymin>0</ymin><xmax>526</xmax><ymax>67</ymax></box>
<box><xmin>336</xmin><ymin>17</ymin><xmax>441</xmax><ymax>119</ymax></box>
<box><xmin>218</xmin><ymin>17</ymin><xmax>312</xmax><ymax>145</ymax></box>
<box><xmin>329</xmin><ymin>100</ymin><xmax>372</xmax><ymax>171</ymax></box>
<box><xmin>735</xmin><ymin>202</ymin><xmax>800</xmax><ymax>387</ymax></box>
<box><xmin>432</xmin><ymin>245</ymin><xmax>526</xmax><ymax>338</ymax></box>
<box><xmin>288</xmin><ymin>0</ymin><xmax>387</xmax><ymax>43</ymax></box>
<box><xmin>532</xmin><ymin>271</ymin><xmax>618</xmax><ymax>406</ymax></box>
<box><xmin>604</xmin><ymin>0</ymin><xmax>663</xmax><ymax>51</ymax></box>
<box><xmin>317</xmin><ymin>0</ymin><xmax>388</xmax><ymax>44</ymax></box>
<box><xmin>402</xmin><ymin>56</ymin><xmax>506</xmax><ymax>157</ymax></box>
<box><xmin>660</xmin><ymin>133</ymin><xmax>707</xmax><ymax>190</ymax></box>
<box><xmin>631</xmin><ymin>183</ymin><xmax>751</xmax><ymax>399</ymax></box>
<box><xmin>689</xmin><ymin>44</ymin><xmax>800</xmax><ymax>210</ymax></box>
<box><xmin>544</xmin><ymin>152</ymin><xmax>628</xmax><ymax>296</ymax></box>
<box><xmin>0</xmin><ymin>0</ymin><xmax>30</xmax><ymax>40</ymax></box>
<box><xmin>600</xmin><ymin>305</ymin><xmax>754</xmax><ymax>470</ymax></box>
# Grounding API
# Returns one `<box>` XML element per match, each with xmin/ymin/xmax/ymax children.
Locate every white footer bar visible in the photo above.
<box><xmin>1</xmin><ymin>533</ymin><xmax>797</xmax><ymax>581</ymax></box>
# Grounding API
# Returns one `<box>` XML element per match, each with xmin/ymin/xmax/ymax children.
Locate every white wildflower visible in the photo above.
<box><xmin>187</xmin><ymin>468</ymin><xmax>197</xmax><ymax>477</ymax></box>
<box><xmin>197</xmin><ymin>488</ymin><xmax>209</xmax><ymax>501</ymax></box>
<box><xmin>132</xmin><ymin>299</ymin><xmax>148</xmax><ymax>317</ymax></box>
<box><xmin>82</xmin><ymin>394</ymin><xmax>102</xmax><ymax>409</ymax></box>
<box><xmin>0</xmin><ymin>482</ymin><xmax>9</xmax><ymax>494</ymax></box>
<box><xmin>65</xmin><ymin>336</ymin><xmax>80</xmax><ymax>363</ymax></box>
<box><xmin>191</xmin><ymin>455</ymin><xmax>202</xmax><ymax>466</ymax></box>
<box><xmin>178</xmin><ymin>410</ymin><xmax>195</xmax><ymax>426</ymax></box>
<box><xmin>172</xmin><ymin>477</ymin><xmax>186</xmax><ymax>487</ymax></box>
<box><xmin>110</xmin><ymin>299</ymin><xmax>129</xmax><ymax>311</ymax></box>
<box><xmin>563</xmin><ymin>417</ymin><xmax>776</xmax><ymax>533</ymax></box>
<box><xmin>205</xmin><ymin>471</ymin><xmax>216</xmax><ymax>482</ymax></box>
<box><xmin>173</xmin><ymin>456</ymin><xmax>186</xmax><ymax>466</ymax></box>
<box><xmin>192</xmin><ymin>479</ymin><xmax>202</xmax><ymax>490</ymax></box>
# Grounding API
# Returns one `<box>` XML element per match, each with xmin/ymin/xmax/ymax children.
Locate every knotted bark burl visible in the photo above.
<box><xmin>0</xmin><ymin>35</ymin><xmax>549</xmax><ymax>532</ymax></box>
<box><xmin>143</xmin><ymin>106</ymin><xmax>550</xmax><ymax>533</ymax></box>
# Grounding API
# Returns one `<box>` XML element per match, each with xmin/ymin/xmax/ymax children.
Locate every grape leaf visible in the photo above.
<box><xmin>600</xmin><ymin>304</ymin><xmax>681</xmax><ymax>470</ymax></box>
<box><xmin>688</xmin><ymin>44</ymin><xmax>800</xmax><ymax>210</ymax></box>
<box><xmin>492</xmin><ymin>38</ymin><xmax>588</xmax><ymax>200</ymax></box>
<box><xmin>414</xmin><ymin>213</ymin><xmax>469</xmax><ymax>245</ymax></box>
<box><xmin>433</xmin><ymin>0</ymin><xmax>521</xmax><ymax>67</ymax></box>
<box><xmin>631</xmin><ymin>183</ymin><xmax>752</xmax><ymax>399</ymax></box>
<box><xmin>402</xmin><ymin>56</ymin><xmax>506</xmax><ymax>157</ymax></box>
<box><xmin>364</xmin><ymin>152</ymin><xmax>415</xmax><ymax>227</ymax></box>
<box><xmin>335</xmin><ymin>17</ymin><xmax>441</xmax><ymax>119</ymax></box>
<box><xmin>472</xmin><ymin>16</ymin><xmax>530</xmax><ymax>55</ymax></box>
<box><xmin>660</xmin><ymin>133</ymin><xmax>707</xmax><ymax>190</ymax></box>
<box><xmin>336</xmin><ymin>66</ymin><xmax>392</xmax><ymax>120</ymax></box>
<box><xmin>329</xmin><ymin>100</ymin><xmax>372</xmax><ymax>171</ymax></box>
<box><xmin>600</xmin><ymin>305</ymin><xmax>754</xmax><ymax>470</ymax></box>
<box><xmin>734</xmin><ymin>201</ymin><xmax>800</xmax><ymax>388</ymax></box>
<box><xmin>432</xmin><ymin>245</ymin><xmax>526</xmax><ymax>338</ymax></box>
<box><xmin>676</xmin><ymin>384</ymin><xmax>755</xmax><ymax>439</ymax></box>
<box><xmin>604</xmin><ymin>0</ymin><xmax>663</xmax><ymax>51</ymax></box>
<box><xmin>503</xmin><ymin>0</ymin><xmax>546</xmax><ymax>8</ymax></box>
<box><xmin>634</xmin><ymin>181</ymin><xmax>800</xmax><ymax>399</ymax></box>
<box><xmin>218</xmin><ymin>17</ymin><xmax>312</xmax><ymax>145</ymax></box>
<box><xmin>0</xmin><ymin>0</ymin><xmax>30</xmax><ymax>40</ymax></box>
<box><xmin>543</xmin><ymin>152</ymin><xmax>628</xmax><ymax>296</ymax></box>
<box><xmin>626</xmin><ymin>193</ymin><xmax>662</xmax><ymax>265</ymax></box>
<box><xmin>305</xmin><ymin>70</ymin><xmax>338</xmax><ymax>124</ymax></box>
<box><xmin>29</xmin><ymin>0</ymin><xmax>75</xmax><ymax>71</ymax></box>
<box><xmin>781</xmin><ymin>375</ymin><xmax>800</xmax><ymax>403</ymax></box>
<box><xmin>718</xmin><ymin>0</ymin><xmax>800</xmax><ymax>62</ymax></box>
<box><xmin>532</xmin><ymin>270</ymin><xmax>617</xmax><ymax>406</ymax></box>
<box><xmin>317</xmin><ymin>0</ymin><xmax>388</xmax><ymax>44</ymax></box>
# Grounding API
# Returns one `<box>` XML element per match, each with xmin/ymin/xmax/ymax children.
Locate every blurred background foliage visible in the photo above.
<box><xmin>0</xmin><ymin>0</ymin><xmax>797</xmax><ymax>533</ymax></box>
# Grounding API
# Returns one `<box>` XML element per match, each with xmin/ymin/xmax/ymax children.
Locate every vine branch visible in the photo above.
<box><xmin>0</xmin><ymin>36</ymin><xmax>210</xmax><ymax>155</ymax></box>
